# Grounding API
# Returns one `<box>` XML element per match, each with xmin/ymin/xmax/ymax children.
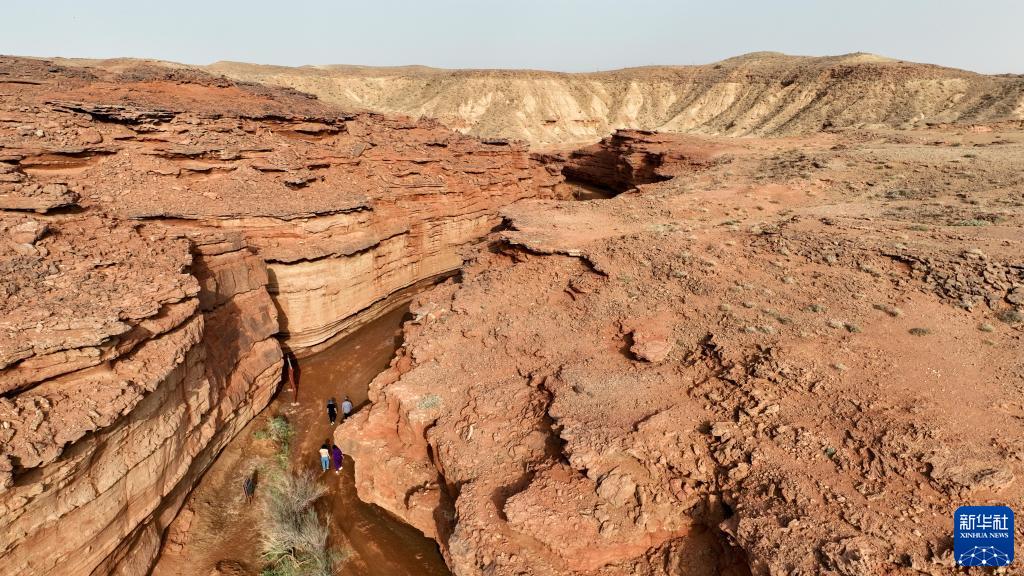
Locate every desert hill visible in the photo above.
<box><xmin>206</xmin><ymin>52</ymin><xmax>1024</xmax><ymax>145</ymax></box>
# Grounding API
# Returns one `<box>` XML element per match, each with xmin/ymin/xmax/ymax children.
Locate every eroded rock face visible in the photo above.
<box><xmin>0</xmin><ymin>218</ymin><xmax>282</xmax><ymax>576</ymax></box>
<box><xmin>341</xmin><ymin>128</ymin><xmax>1024</xmax><ymax>575</ymax></box>
<box><xmin>0</xmin><ymin>56</ymin><xmax>552</xmax><ymax>575</ymax></box>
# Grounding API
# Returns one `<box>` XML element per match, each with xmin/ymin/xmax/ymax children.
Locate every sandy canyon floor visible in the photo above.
<box><xmin>0</xmin><ymin>55</ymin><xmax>1023</xmax><ymax>576</ymax></box>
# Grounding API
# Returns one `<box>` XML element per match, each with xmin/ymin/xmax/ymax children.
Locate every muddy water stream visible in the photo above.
<box><xmin>152</xmin><ymin>304</ymin><xmax>450</xmax><ymax>576</ymax></box>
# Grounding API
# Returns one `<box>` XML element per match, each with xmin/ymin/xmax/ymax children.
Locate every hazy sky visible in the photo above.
<box><xmin>2</xmin><ymin>0</ymin><xmax>1021</xmax><ymax>74</ymax></box>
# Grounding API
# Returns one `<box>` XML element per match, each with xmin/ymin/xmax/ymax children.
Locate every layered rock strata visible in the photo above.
<box><xmin>0</xmin><ymin>56</ymin><xmax>552</xmax><ymax>575</ymax></box>
<box><xmin>0</xmin><ymin>216</ymin><xmax>282</xmax><ymax>576</ymax></box>
<box><xmin>207</xmin><ymin>52</ymin><xmax>1024</xmax><ymax>146</ymax></box>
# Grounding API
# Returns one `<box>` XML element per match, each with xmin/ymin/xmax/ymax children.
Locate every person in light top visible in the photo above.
<box><xmin>318</xmin><ymin>441</ymin><xmax>331</xmax><ymax>472</ymax></box>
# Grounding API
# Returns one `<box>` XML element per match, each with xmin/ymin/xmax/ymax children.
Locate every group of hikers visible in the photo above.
<box><xmin>245</xmin><ymin>354</ymin><xmax>361</xmax><ymax>500</ymax></box>
<box><xmin>320</xmin><ymin>396</ymin><xmax>353</xmax><ymax>473</ymax></box>
<box><xmin>326</xmin><ymin>395</ymin><xmax>353</xmax><ymax>425</ymax></box>
<box><xmin>319</xmin><ymin>441</ymin><xmax>345</xmax><ymax>474</ymax></box>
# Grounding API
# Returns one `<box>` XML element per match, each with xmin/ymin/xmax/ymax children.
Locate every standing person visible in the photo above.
<box><xmin>319</xmin><ymin>441</ymin><xmax>331</xmax><ymax>473</ymax></box>
<box><xmin>341</xmin><ymin>395</ymin><xmax>353</xmax><ymax>420</ymax></box>
<box><xmin>331</xmin><ymin>444</ymin><xmax>344</xmax><ymax>474</ymax></box>
<box><xmin>243</xmin><ymin>470</ymin><xmax>257</xmax><ymax>503</ymax></box>
<box><xmin>284</xmin><ymin>351</ymin><xmax>300</xmax><ymax>406</ymax></box>
<box><xmin>327</xmin><ymin>397</ymin><xmax>338</xmax><ymax>425</ymax></box>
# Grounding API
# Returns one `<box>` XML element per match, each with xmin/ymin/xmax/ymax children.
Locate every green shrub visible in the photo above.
<box><xmin>266</xmin><ymin>416</ymin><xmax>294</xmax><ymax>450</ymax></box>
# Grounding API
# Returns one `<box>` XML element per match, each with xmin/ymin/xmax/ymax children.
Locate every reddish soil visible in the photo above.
<box><xmin>343</xmin><ymin>128</ymin><xmax>1024</xmax><ymax>575</ymax></box>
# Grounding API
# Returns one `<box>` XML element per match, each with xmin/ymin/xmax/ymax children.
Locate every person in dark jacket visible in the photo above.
<box><xmin>243</xmin><ymin>470</ymin><xmax>258</xmax><ymax>503</ymax></box>
<box><xmin>331</xmin><ymin>444</ymin><xmax>344</xmax><ymax>474</ymax></box>
<box><xmin>327</xmin><ymin>397</ymin><xmax>338</xmax><ymax>425</ymax></box>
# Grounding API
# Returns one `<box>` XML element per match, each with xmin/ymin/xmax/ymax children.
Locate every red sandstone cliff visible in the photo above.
<box><xmin>0</xmin><ymin>56</ymin><xmax>553</xmax><ymax>575</ymax></box>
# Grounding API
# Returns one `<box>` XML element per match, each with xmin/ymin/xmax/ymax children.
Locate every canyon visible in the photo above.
<box><xmin>1</xmin><ymin>52</ymin><xmax>1023</xmax><ymax>576</ymax></box>
<box><xmin>0</xmin><ymin>56</ymin><xmax>553</xmax><ymax>575</ymax></box>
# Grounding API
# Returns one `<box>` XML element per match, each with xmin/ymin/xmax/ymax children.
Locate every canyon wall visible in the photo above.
<box><xmin>0</xmin><ymin>57</ymin><xmax>553</xmax><ymax>575</ymax></box>
<box><xmin>206</xmin><ymin>52</ymin><xmax>1024</xmax><ymax>146</ymax></box>
<box><xmin>0</xmin><ymin>217</ymin><xmax>282</xmax><ymax>576</ymax></box>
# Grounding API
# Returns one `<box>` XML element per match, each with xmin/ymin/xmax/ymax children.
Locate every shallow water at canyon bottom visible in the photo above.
<box><xmin>152</xmin><ymin>304</ymin><xmax>450</xmax><ymax>576</ymax></box>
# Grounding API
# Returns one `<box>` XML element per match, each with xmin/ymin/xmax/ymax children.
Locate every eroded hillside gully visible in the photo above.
<box><xmin>152</xmin><ymin>303</ymin><xmax>454</xmax><ymax>576</ymax></box>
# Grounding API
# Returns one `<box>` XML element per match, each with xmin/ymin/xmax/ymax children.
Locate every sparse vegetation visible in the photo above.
<box><xmin>760</xmin><ymin>308</ymin><xmax>793</xmax><ymax>325</ymax></box>
<box><xmin>259</xmin><ymin>471</ymin><xmax>336</xmax><ymax>576</ymax></box>
<box><xmin>266</xmin><ymin>416</ymin><xmax>295</xmax><ymax>448</ymax></box>
<box><xmin>872</xmin><ymin>303</ymin><xmax>903</xmax><ymax>317</ymax></box>
<box><xmin>908</xmin><ymin>327</ymin><xmax>931</xmax><ymax>336</ymax></box>
<box><xmin>995</xmin><ymin>309</ymin><xmax>1022</xmax><ymax>324</ymax></box>
<box><xmin>417</xmin><ymin>394</ymin><xmax>441</xmax><ymax>410</ymax></box>
<box><xmin>953</xmin><ymin>219</ymin><xmax>989</xmax><ymax>227</ymax></box>
<box><xmin>255</xmin><ymin>417</ymin><xmax>341</xmax><ymax>576</ymax></box>
<box><xmin>978</xmin><ymin>322</ymin><xmax>996</xmax><ymax>333</ymax></box>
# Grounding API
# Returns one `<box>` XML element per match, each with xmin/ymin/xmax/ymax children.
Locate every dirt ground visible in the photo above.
<box><xmin>152</xmin><ymin>304</ymin><xmax>449</xmax><ymax>576</ymax></box>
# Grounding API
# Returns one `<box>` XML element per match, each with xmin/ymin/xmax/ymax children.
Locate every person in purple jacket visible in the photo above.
<box><xmin>331</xmin><ymin>444</ymin><xmax>344</xmax><ymax>474</ymax></box>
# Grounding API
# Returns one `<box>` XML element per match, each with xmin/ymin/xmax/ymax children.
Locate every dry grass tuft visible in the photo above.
<box><xmin>259</xmin><ymin>471</ymin><xmax>334</xmax><ymax>576</ymax></box>
<box><xmin>255</xmin><ymin>417</ymin><xmax>344</xmax><ymax>576</ymax></box>
<box><xmin>872</xmin><ymin>303</ymin><xmax>903</xmax><ymax>317</ymax></box>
